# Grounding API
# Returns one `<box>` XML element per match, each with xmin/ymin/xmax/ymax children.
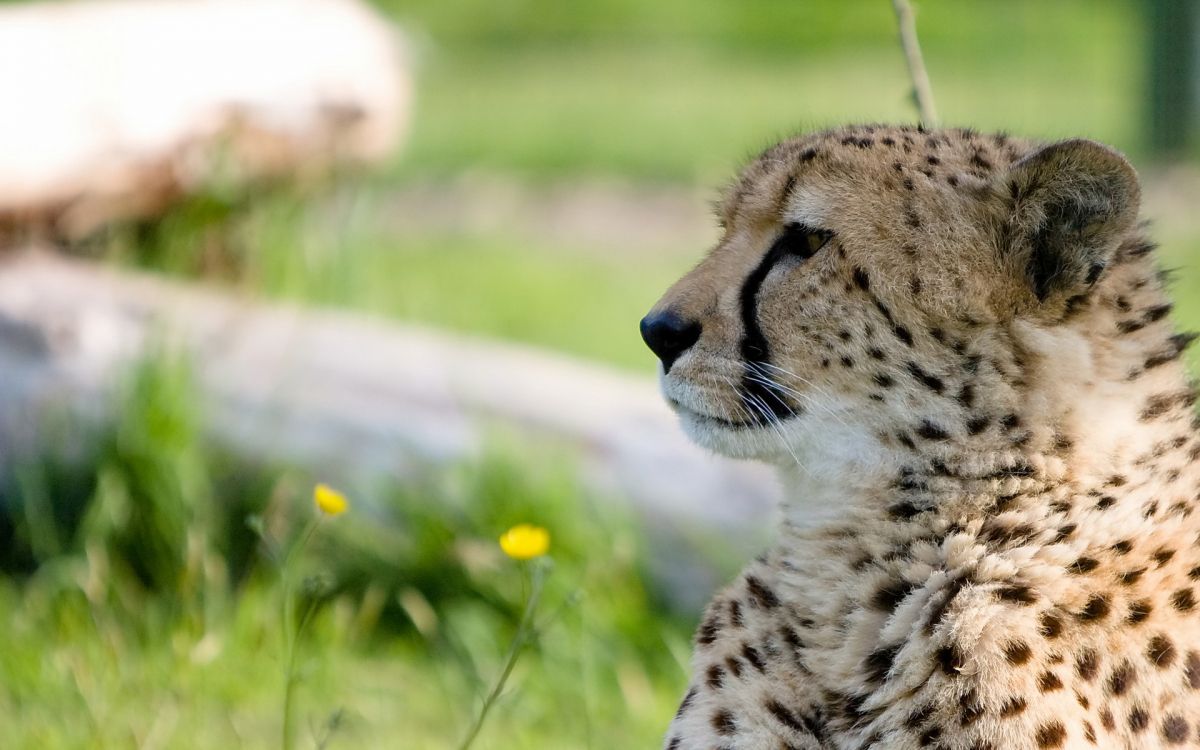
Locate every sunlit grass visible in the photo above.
<box><xmin>0</xmin><ymin>357</ymin><xmax>699</xmax><ymax>749</ymax></box>
<box><xmin>402</xmin><ymin>40</ymin><xmax>1141</xmax><ymax>184</ymax></box>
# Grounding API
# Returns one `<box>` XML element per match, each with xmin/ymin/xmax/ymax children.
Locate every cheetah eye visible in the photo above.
<box><xmin>771</xmin><ymin>222</ymin><xmax>833</xmax><ymax>260</ymax></box>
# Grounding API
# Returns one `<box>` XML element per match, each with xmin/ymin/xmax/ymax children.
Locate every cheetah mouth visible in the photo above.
<box><xmin>666</xmin><ymin>397</ymin><xmax>757</xmax><ymax>430</ymax></box>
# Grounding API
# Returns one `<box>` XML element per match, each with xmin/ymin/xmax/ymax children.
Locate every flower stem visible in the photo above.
<box><xmin>456</xmin><ymin>561</ymin><xmax>548</xmax><ymax>750</ymax></box>
<box><xmin>281</xmin><ymin>519</ymin><xmax>320</xmax><ymax>750</ymax></box>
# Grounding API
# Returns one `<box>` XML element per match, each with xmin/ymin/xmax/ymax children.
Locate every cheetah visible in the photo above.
<box><xmin>639</xmin><ymin>125</ymin><xmax>1200</xmax><ymax>749</ymax></box>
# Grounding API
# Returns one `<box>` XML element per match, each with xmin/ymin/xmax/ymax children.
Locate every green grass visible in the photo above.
<box><xmin>0</xmin><ymin>358</ymin><xmax>701</xmax><ymax>749</ymax></box>
<box><xmin>98</xmin><ymin>188</ymin><xmax>685</xmax><ymax>372</ymax></box>
<box><xmin>390</xmin><ymin>0</ymin><xmax>1144</xmax><ymax>182</ymax></box>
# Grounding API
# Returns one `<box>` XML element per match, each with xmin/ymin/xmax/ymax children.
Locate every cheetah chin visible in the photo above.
<box><xmin>641</xmin><ymin>124</ymin><xmax>1200</xmax><ymax>749</ymax></box>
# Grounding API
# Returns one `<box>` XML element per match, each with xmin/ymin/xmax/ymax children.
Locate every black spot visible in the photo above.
<box><xmin>1035</xmin><ymin>721</ymin><xmax>1066</xmax><ymax>747</ymax></box>
<box><xmin>864</xmin><ymin>644</ymin><xmax>899</xmax><ymax>683</ymax></box>
<box><xmin>923</xmin><ymin>576</ymin><xmax>966</xmax><ymax>635</ymax></box>
<box><xmin>1107</xmin><ymin>660</ymin><xmax>1135</xmax><ymax>696</ymax></box>
<box><xmin>1100</xmin><ymin>708</ymin><xmax>1115</xmax><ymax>731</ymax></box>
<box><xmin>728</xmin><ymin>599</ymin><xmax>744</xmax><ymax>627</ymax></box>
<box><xmin>999</xmin><ymin>696</ymin><xmax>1027</xmax><ymax>717</ymax></box>
<box><xmin>675</xmin><ymin>687</ymin><xmax>696</xmax><ymax>718</ymax></box>
<box><xmin>915</xmin><ymin>421</ymin><xmax>949</xmax><ymax>440</ymax></box>
<box><xmin>1068</xmin><ymin>557</ymin><xmax>1099</xmax><ymax>574</ymax></box>
<box><xmin>906</xmin><ymin>362</ymin><xmax>945</xmax><ymax>393</ymax></box>
<box><xmin>853</xmin><ymin>267</ymin><xmax>871</xmax><ymax>291</ymax></box>
<box><xmin>711</xmin><ymin>708</ymin><xmax>737</xmax><ymax>736</ymax></box>
<box><xmin>1128</xmin><ymin>707</ymin><xmax>1149</xmax><ymax>733</ymax></box>
<box><xmin>741</xmin><ymin>643</ymin><xmax>766</xmax><ymax>672</ymax></box>
<box><xmin>1120</xmin><ymin>568</ymin><xmax>1145</xmax><ymax>586</ymax></box>
<box><xmin>1063</xmin><ymin>293</ymin><xmax>1090</xmax><ymax>318</ymax></box>
<box><xmin>765</xmin><ymin>700</ymin><xmax>807</xmax><ymax>733</ymax></box>
<box><xmin>1117</xmin><ymin>318</ymin><xmax>1147</xmax><ymax>334</ymax></box>
<box><xmin>1126</xmin><ymin>599</ymin><xmax>1152</xmax><ymax>625</ymax></box>
<box><xmin>1075</xmin><ymin>649</ymin><xmax>1099</xmax><ymax>680</ymax></box>
<box><xmin>997</xmin><ymin>585</ymin><xmax>1037</xmax><ymax>606</ymax></box>
<box><xmin>905</xmin><ymin>703</ymin><xmax>935</xmax><ymax>729</ymax></box>
<box><xmin>1171</xmin><ymin>588</ymin><xmax>1196</xmax><ymax>612</ymax></box>
<box><xmin>746</xmin><ymin>576</ymin><xmax>780</xmax><ymax>609</ymax></box>
<box><xmin>1147</xmin><ymin>635</ymin><xmax>1176</xmax><ymax>667</ymax></box>
<box><xmin>936</xmin><ymin>645</ymin><xmax>964</xmax><ymax>675</ymax></box>
<box><xmin>725</xmin><ymin>655</ymin><xmax>743</xmax><ymax>677</ymax></box>
<box><xmin>1145</xmin><ymin>333</ymin><xmax>1199</xmax><ymax>370</ymax></box>
<box><xmin>1003</xmin><ymin>641</ymin><xmax>1033</xmax><ymax>665</ymax></box>
<box><xmin>959</xmin><ymin>690</ymin><xmax>983</xmax><ymax>727</ymax></box>
<box><xmin>1185</xmin><ymin>651</ymin><xmax>1200</xmax><ymax>688</ymax></box>
<box><xmin>697</xmin><ymin>616</ymin><xmax>720</xmax><ymax>645</ymax></box>
<box><xmin>871</xmin><ymin>580</ymin><xmax>914</xmax><ymax>611</ymax></box>
<box><xmin>1145</xmin><ymin>303</ymin><xmax>1173</xmax><ymax>322</ymax></box>
<box><xmin>1038</xmin><ymin>671</ymin><xmax>1063</xmax><ymax>691</ymax></box>
<box><xmin>966</xmin><ymin>416</ymin><xmax>990</xmax><ymax>435</ymax></box>
<box><xmin>706</xmin><ymin>663</ymin><xmax>725</xmax><ymax>688</ymax></box>
<box><xmin>1162</xmin><ymin>715</ymin><xmax>1189</xmax><ymax>744</ymax></box>
<box><xmin>780</xmin><ymin>625</ymin><xmax>804</xmax><ymax>651</ymax></box>
<box><xmin>919</xmin><ymin>725</ymin><xmax>943</xmax><ymax>745</ymax></box>
<box><xmin>1077</xmin><ymin>594</ymin><xmax>1111</xmax><ymax>621</ymax></box>
<box><xmin>887</xmin><ymin>501</ymin><xmax>924</xmax><ymax>519</ymax></box>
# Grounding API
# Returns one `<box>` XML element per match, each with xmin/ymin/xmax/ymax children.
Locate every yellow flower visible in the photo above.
<box><xmin>499</xmin><ymin>524</ymin><xmax>550</xmax><ymax>560</ymax></box>
<box><xmin>313</xmin><ymin>483</ymin><xmax>349</xmax><ymax>517</ymax></box>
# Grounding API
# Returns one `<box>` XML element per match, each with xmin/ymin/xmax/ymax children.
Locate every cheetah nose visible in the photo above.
<box><xmin>640</xmin><ymin>310</ymin><xmax>701</xmax><ymax>373</ymax></box>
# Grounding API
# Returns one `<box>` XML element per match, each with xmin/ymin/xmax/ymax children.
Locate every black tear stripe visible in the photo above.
<box><xmin>738</xmin><ymin>226</ymin><xmax>827</xmax><ymax>423</ymax></box>
<box><xmin>738</xmin><ymin>239</ymin><xmax>794</xmax><ymax>422</ymax></box>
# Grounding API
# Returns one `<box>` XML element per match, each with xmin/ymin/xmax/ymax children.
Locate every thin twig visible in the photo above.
<box><xmin>891</xmin><ymin>0</ymin><xmax>939</xmax><ymax>127</ymax></box>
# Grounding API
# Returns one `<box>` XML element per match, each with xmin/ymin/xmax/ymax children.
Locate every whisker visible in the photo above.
<box><xmin>735</xmin><ymin>379</ymin><xmax>810</xmax><ymax>476</ymax></box>
<box><xmin>748</xmin><ymin>361</ymin><xmax>852</xmax><ymax>428</ymax></box>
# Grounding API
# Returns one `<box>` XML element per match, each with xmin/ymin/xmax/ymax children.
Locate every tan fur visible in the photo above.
<box><xmin>648</xmin><ymin>125</ymin><xmax>1200</xmax><ymax>749</ymax></box>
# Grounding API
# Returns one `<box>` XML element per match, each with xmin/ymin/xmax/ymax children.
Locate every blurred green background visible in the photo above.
<box><xmin>6</xmin><ymin>1</ymin><xmax>1200</xmax><ymax>748</ymax></box>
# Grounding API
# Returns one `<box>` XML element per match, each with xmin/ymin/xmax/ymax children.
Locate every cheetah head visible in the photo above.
<box><xmin>641</xmin><ymin>126</ymin><xmax>1140</xmax><ymax>475</ymax></box>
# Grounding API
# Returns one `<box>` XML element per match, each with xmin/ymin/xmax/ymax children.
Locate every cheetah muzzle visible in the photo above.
<box><xmin>641</xmin><ymin>125</ymin><xmax>1200</xmax><ymax>749</ymax></box>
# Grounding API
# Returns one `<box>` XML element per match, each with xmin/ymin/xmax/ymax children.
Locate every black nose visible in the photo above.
<box><xmin>639</xmin><ymin>311</ymin><xmax>701</xmax><ymax>372</ymax></box>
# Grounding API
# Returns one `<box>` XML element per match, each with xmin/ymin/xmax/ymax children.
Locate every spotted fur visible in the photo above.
<box><xmin>644</xmin><ymin>125</ymin><xmax>1200</xmax><ymax>749</ymax></box>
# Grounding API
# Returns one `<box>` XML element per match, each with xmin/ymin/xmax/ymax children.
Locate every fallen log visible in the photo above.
<box><xmin>0</xmin><ymin>252</ymin><xmax>778</xmax><ymax>600</ymax></box>
<box><xmin>0</xmin><ymin>0</ymin><xmax>410</xmax><ymax>239</ymax></box>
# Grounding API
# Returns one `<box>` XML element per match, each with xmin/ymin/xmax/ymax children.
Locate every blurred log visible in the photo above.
<box><xmin>0</xmin><ymin>252</ymin><xmax>777</xmax><ymax>601</ymax></box>
<box><xmin>0</xmin><ymin>0</ymin><xmax>410</xmax><ymax>239</ymax></box>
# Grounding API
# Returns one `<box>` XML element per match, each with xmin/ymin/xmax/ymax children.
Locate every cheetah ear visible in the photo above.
<box><xmin>1002</xmin><ymin>138</ymin><xmax>1140</xmax><ymax>302</ymax></box>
